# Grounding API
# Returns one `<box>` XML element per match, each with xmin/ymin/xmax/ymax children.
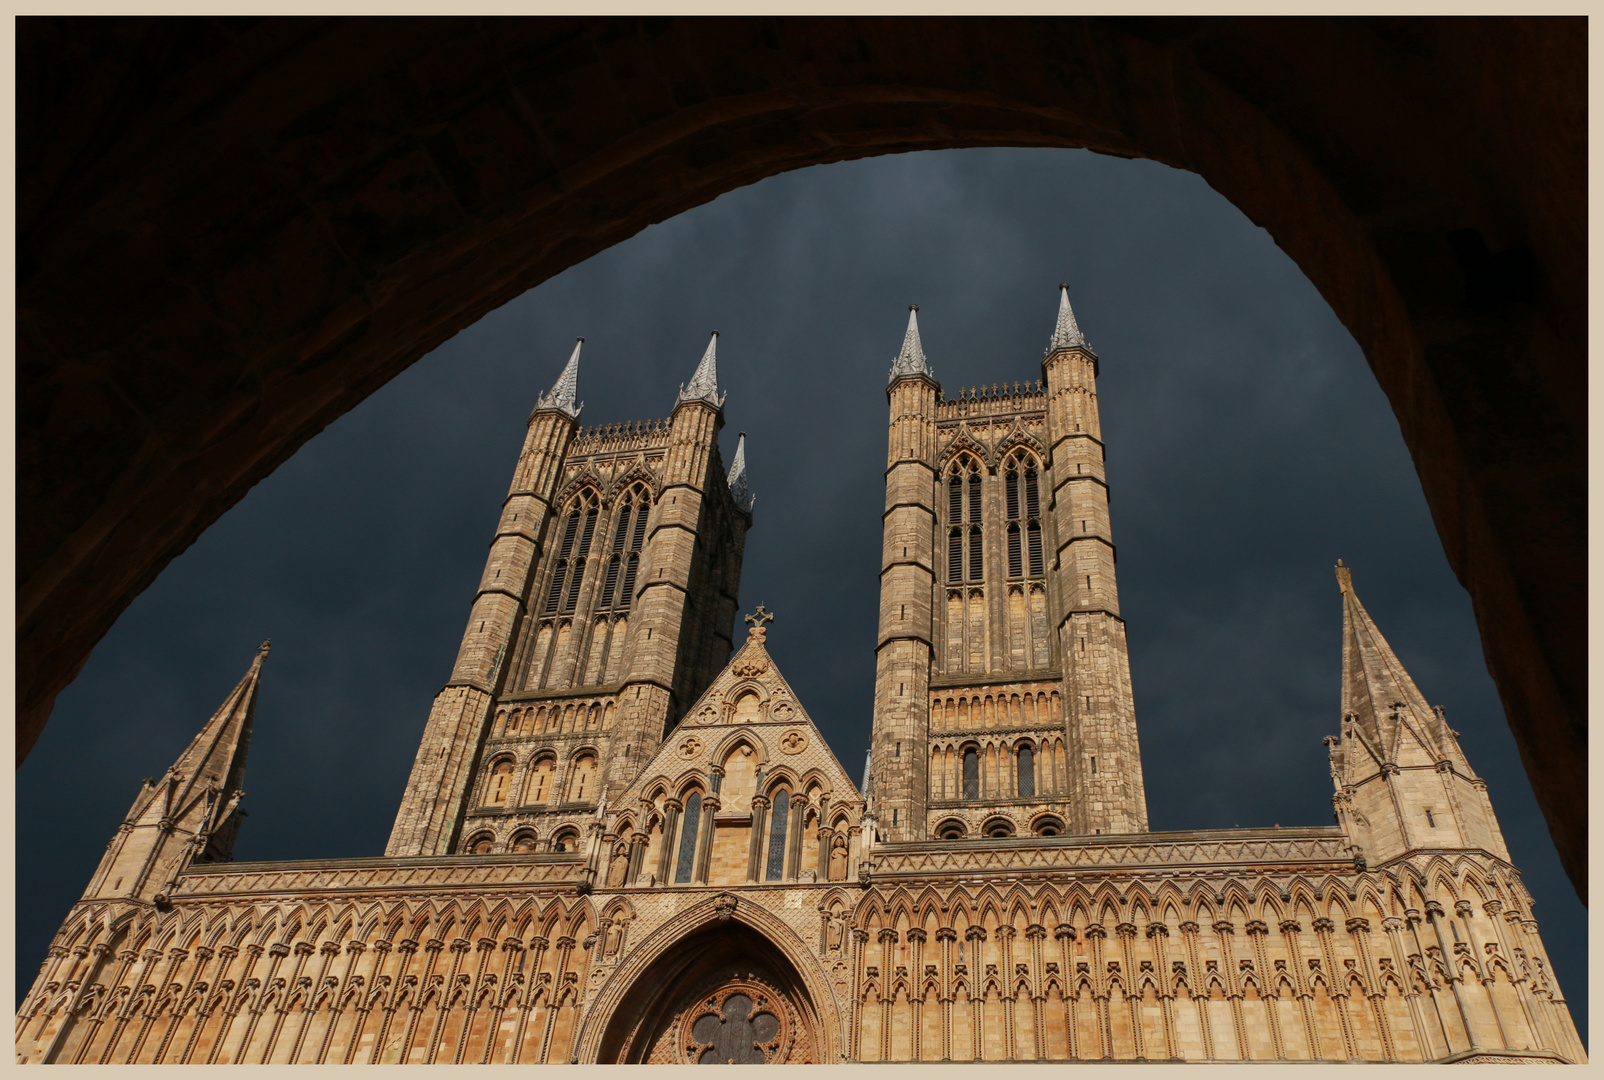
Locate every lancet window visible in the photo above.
<box><xmin>544</xmin><ymin>490</ymin><xmax>601</xmax><ymax>614</ymax></box>
<box><xmin>675</xmin><ymin>791</ymin><xmax>703</xmax><ymax>884</ymax></box>
<box><xmin>1004</xmin><ymin>452</ymin><xmax>1044</xmax><ymax>579</ymax></box>
<box><xmin>765</xmin><ymin>788</ymin><xmax>790</xmax><ymax>881</ymax></box>
<box><xmin>945</xmin><ymin>457</ymin><xmax>984</xmax><ymax>584</ymax></box>
<box><xmin>598</xmin><ymin>484</ymin><xmax>651</xmax><ymax>611</ymax></box>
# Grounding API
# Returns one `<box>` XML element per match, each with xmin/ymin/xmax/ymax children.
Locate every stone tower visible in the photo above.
<box><xmin>386</xmin><ymin>334</ymin><xmax>752</xmax><ymax>858</ymax></box>
<box><xmin>868</xmin><ymin>288</ymin><xmax>1148</xmax><ymax>841</ymax></box>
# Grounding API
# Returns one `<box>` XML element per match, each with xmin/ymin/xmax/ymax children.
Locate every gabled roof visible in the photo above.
<box><xmin>616</xmin><ymin>608</ymin><xmax>862</xmax><ymax>808</ymax></box>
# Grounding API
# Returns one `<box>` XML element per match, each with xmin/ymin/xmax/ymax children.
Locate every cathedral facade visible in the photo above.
<box><xmin>17</xmin><ymin>292</ymin><xmax>1583</xmax><ymax>1064</ymax></box>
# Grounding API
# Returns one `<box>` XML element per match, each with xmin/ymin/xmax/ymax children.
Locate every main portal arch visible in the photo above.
<box><xmin>579</xmin><ymin>893</ymin><xmax>841</xmax><ymax>1064</ymax></box>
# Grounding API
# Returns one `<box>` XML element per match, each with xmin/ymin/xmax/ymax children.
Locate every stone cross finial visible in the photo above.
<box><xmin>744</xmin><ymin>605</ymin><xmax>775</xmax><ymax>641</ymax></box>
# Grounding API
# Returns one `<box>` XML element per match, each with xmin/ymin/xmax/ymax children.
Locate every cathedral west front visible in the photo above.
<box><xmin>17</xmin><ymin>289</ymin><xmax>1584</xmax><ymax>1064</ymax></box>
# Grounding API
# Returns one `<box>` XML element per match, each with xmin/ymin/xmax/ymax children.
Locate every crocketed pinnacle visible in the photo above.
<box><xmin>1336</xmin><ymin>560</ymin><xmax>1470</xmax><ymax>776</ymax></box>
<box><xmin>728</xmin><ymin>431</ymin><xmax>754</xmax><ymax>513</ymax></box>
<box><xmin>678</xmin><ymin>331</ymin><xmax>727</xmax><ymax>408</ymax></box>
<box><xmin>135</xmin><ymin>640</ymin><xmax>269</xmax><ymax>863</ymax></box>
<box><xmin>888</xmin><ymin>304</ymin><xmax>933</xmax><ymax>383</ymax></box>
<box><xmin>1048</xmin><ymin>283</ymin><xmax>1088</xmax><ymax>352</ymax></box>
<box><xmin>535</xmin><ymin>338</ymin><xmax>584</xmax><ymax>418</ymax></box>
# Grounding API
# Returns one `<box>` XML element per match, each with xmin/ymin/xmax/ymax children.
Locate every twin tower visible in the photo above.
<box><xmin>386</xmin><ymin>285</ymin><xmax>1147</xmax><ymax>859</ymax></box>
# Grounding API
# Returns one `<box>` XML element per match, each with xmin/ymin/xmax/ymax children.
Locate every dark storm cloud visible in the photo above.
<box><xmin>18</xmin><ymin>148</ymin><xmax>1584</xmax><ymax>1040</ymax></box>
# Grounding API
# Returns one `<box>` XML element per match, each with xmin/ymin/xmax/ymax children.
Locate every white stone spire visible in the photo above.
<box><xmin>888</xmin><ymin>304</ymin><xmax>933</xmax><ymax>382</ymax></box>
<box><xmin>728</xmin><ymin>431</ymin><xmax>754</xmax><ymax>513</ymax></box>
<box><xmin>535</xmin><ymin>337</ymin><xmax>584</xmax><ymax>418</ymax></box>
<box><xmin>1047</xmin><ymin>282</ymin><xmax>1088</xmax><ymax>352</ymax></box>
<box><xmin>677</xmin><ymin>331</ymin><xmax>726</xmax><ymax>408</ymax></box>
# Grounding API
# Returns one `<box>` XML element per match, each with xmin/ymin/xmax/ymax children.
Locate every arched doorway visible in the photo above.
<box><xmin>595</xmin><ymin>920</ymin><xmax>824</xmax><ymax>1064</ymax></box>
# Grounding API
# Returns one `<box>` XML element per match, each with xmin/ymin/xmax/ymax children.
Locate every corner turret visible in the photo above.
<box><xmin>82</xmin><ymin>641</ymin><xmax>268</xmax><ymax>907</ymax></box>
<box><xmin>1328</xmin><ymin>561</ymin><xmax>1510</xmax><ymax>867</ymax></box>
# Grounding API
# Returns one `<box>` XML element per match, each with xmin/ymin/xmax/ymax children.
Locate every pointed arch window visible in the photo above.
<box><xmin>600</xmin><ymin>485</ymin><xmax>650</xmax><ymax>612</ymax></box>
<box><xmin>962</xmin><ymin>747</ymin><xmax>979</xmax><ymax>801</ymax></box>
<box><xmin>1005</xmin><ymin>454</ymin><xmax>1045</xmax><ymax>579</ymax></box>
<box><xmin>675</xmin><ymin>792</ymin><xmax>702</xmax><ymax>884</ymax></box>
<box><xmin>544</xmin><ymin>510</ymin><xmax>582</xmax><ymax>613</ymax></box>
<box><xmin>946</xmin><ymin>457</ymin><xmax>986</xmax><ymax>584</ymax></box>
<box><xmin>561</xmin><ymin>506</ymin><xmax>599</xmax><ymax>613</ymax></box>
<box><xmin>765</xmin><ymin>789</ymin><xmax>790</xmax><ymax>881</ymax></box>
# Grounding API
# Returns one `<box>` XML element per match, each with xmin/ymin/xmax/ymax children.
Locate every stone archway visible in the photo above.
<box><xmin>600</xmin><ymin>924</ymin><xmax>821</xmax><ymax>1063</ymax></box>
<box><xmin>17</xmin><ymin>17</ymin><xmax>1584</xmax><ymax>895</ymax></box>
<box><xmin>579</xmin><ymin>892</ymin><xmax>840</xmax><ymax>1063</ymax></box>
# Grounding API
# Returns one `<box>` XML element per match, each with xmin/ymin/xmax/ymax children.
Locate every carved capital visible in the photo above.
<box><xmin>1054</xmin><ymin>924</ymin><xmax>1077</xmax><ymax>942</ymax></box>
<box><xmin>268</xmin><ymin>943</ymin><xmax>291</xmax><ymax>958</ymax></box>
<box><xmin>1146</xmin><ymin>923</ymin><xmax>1170</xmax><ymax>939</ymax></box>
<box><xmin>878</xmin><ymin>929</ymin><xmax>899</xmax><ymax>945</ymax></box>
<box><xmin>1454</xmin><ymin>901</ymin><xmax>1474</xmax><ymax>919</ymax></box>
<box><xmin>1311</xmin><ymin>917</ymin><xmax>1336</xmax><ymax>934</ymax></box>
<box><xmin>293</xmin><ymin>941</ymin><xmax>315</xmax><ymax>956</ymax></box>
<box><xmin>1211</xmin><ymin>920</ymin><xmax>1235</xmax><ymax>936</ymax></box>
<box><xmin>905</xmin><ymin>928</ymin><xmax>928</xmax><ymax>944</ymax></box>
<box><xmin>1278</xmin><ymin>920</ymin><xmax>1301</xmax><ymax>935</ymax></box>
<box><xmin>1177</xmin><ymin>922</ymin><xmax>1199</xmax><ymax>936</ymax></box>
<box><xmin>1025</xmin><ymin>924</ymin><xmax>1048</xmax><ymax>942</ymax></box>
<box><xmin>965</xmin><ymin>926</ymin><xmax>987</xmax><ymax>943</ymax></box>
<box><xmin>1346</xmin><ymin>917</ymin><xmax>1371</xmax><ymax>934</ymax></box>
<box><xmin>1115</xmin><ymin>922</ymin><xmax>1139</xmax><ymax>939</ymax></box>
<box><xmin>936</xmin><ymin>927</ymin><xmax>958</xmax><ymax>943</ymax></box>
<box><xmin>1244</xmin><ymin>920</ymin><xmax>1269</xmax><ymax>936</ymax></box>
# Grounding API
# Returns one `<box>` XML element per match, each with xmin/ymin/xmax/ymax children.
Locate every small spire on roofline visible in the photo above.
<box><xmin>728</xmin><ymin>431</ymin><xmax>754</xmax><ymax>513</ymax></box>
<box><xmin>535</xmin><ymin>337</ymin><xmax>584</xmax><ymax>418</ymax></box>
<box><xmin>888</xmin><ymin>304</ymin><xmax>934</xmax><ymax>383</ymax></box>
<box><xmin>678</xmin><ymin>331</ymin><xmax>727</xmax><ymax>408</ymax></box>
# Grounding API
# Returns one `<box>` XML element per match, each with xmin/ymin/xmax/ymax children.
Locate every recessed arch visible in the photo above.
<box><xmin>578</xmin><ymin>892</ymin><xmax>839</xmax><ymax>1063</ymax></box>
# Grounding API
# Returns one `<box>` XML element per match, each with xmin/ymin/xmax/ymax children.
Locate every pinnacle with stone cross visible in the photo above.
<box><xmin>744</xmin><ymin>605</ymin><xmax>775</xmax><ymax>639</ymax></box>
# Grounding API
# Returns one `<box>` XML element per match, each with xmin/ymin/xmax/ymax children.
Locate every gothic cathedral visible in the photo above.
<box><xmin>17</xmin><ymin>291</ymin><xmax>1583</xmax><ymax>1064</ymax></box>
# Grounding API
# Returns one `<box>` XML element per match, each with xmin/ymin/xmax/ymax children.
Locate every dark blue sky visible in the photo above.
<box><xmin>18</xmin><ymin>147</ymin><xmax>1584</xmax><ymax>1042</ymax></box>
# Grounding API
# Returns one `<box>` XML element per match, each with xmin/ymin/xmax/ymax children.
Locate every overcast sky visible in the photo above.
<box><xmin>17</xmin><ymin>147</ymin><xmax>1585</xmax><ymax>1041</ymax></box>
